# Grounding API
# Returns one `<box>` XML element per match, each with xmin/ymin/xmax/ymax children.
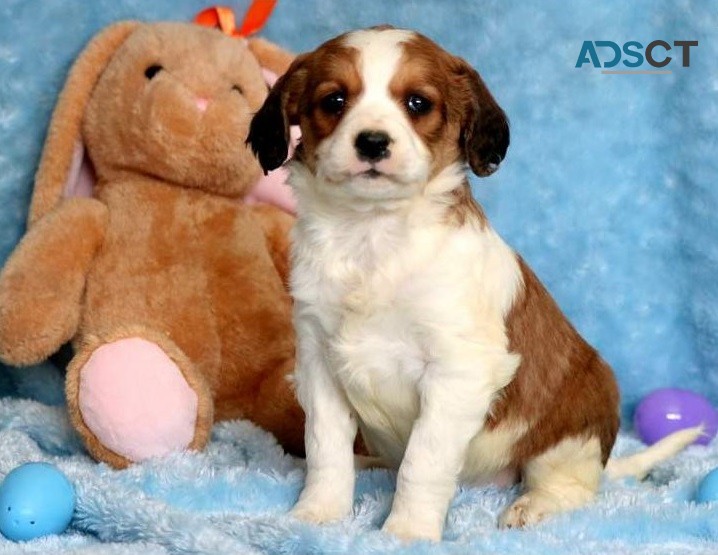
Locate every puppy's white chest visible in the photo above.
<box><xmin>292</xmin><ymin>208</ymin><xmax>430</xmax><ymax>327</ymax></box>
<box><xmin>292</xmin><ymin>212</ymin><xmax>435</xmax><ymax>463</ymax></box>
<box><xmin>291</xmin><ymin>191</ymin><xmax>523</xmax><ymax>470</ymax></box>
<box><xmin>333</xmin><ymin>304</ymin><xmax>426</xmax><ymax>466</ymax></box>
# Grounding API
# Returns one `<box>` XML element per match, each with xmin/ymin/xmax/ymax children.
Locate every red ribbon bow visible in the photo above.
<box><xmin>195</xmin><ymin>1</ymin><xmax>277</xmax><ymax>37</ymax></box>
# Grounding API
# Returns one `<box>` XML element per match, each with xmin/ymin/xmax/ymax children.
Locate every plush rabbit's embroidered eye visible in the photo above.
<box><xmin>144</xmin><ymin>65</ymin><xmax>163</xmax><ymax>80</ymax></box>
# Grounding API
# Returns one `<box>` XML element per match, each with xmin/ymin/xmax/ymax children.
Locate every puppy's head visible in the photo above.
<box><xmin>248</xmin><ymin>27</ymin><xmax>509</xmax><ymax>200</ymax></box>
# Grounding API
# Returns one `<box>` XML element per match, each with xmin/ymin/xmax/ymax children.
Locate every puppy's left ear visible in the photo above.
<box><xmin>454</xmin><ymin>59</ymin><xmax>510</xmax><ymax>177</ymax></box>
<box><xmin>247</xmin><ymin>53</ymin><xmax>309</xmax><ymax>175</ymax></box>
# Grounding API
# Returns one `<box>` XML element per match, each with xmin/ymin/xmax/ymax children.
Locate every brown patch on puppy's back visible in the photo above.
<box><xmin>486</xmin><ymin>257</ymin><xmax>620</xmax><ymax>466</ymax></box>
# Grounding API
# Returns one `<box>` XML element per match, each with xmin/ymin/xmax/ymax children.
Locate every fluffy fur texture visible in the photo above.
<box><xmin>248</xmin><ymin>29</ymin><xmax>599</xmax><ymax>538</ymax></box>
<box><xmin>0</xmin><ymin>0</ymin><xmax>717</xmax><ymax>552</ymax></box>
<box><xmin>0</xmin><ymin>375</ymin><xmax>717</xmax><ymax>554</ymax></box>
<box><xmin>247</xmin><ymin>27</ymin><xmax>703</xmax><ymax>541</ymax></box>
<box><xmin>0</xmin><ymin>21</ymin><xmax>305</xmax><ymax>468</ymax></box>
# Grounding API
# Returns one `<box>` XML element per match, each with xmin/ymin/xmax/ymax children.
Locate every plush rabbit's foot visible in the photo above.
<box><xmin>70</xmin><ymin>336</ymin><xmax>207</xmax><ymax>466</ymax></box>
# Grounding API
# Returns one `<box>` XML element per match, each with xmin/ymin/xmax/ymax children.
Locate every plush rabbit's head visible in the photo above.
<box><xmin>29</xmin><ymin>22</ymin><xmax>295</xmax><ymax>225</ymax></box>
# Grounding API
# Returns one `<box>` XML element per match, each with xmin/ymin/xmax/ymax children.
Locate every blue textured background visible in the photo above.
<box><xmin>1</xmin><ymin>1</ymin><xmax>717</xmax><ymax>417</ymax></box>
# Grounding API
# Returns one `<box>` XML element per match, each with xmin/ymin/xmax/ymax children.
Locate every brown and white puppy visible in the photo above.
<box><xmin>248</xmin><ymin>26</ymin><xmax>700</xmax><ymax>541</ymax></box>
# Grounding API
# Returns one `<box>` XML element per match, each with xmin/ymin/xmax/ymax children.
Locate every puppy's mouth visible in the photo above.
<box><xmin>343</xmin><ymin>159</ymin><xmax>395</xmax><ymax>181</ymax></box>
<box><xmin>353</xmin><ymin>162</ymin><xmax>398</xmax><ymax>181</ymax></box>
<box><xmin>360</xmin><ymin>168</ymin><xmax>384</xmax><ymax>179</ymax></box>
<box><xmin>320</xmin><ymin>160</ymin><xmax>411</xmax><ymax>191</ymax></box>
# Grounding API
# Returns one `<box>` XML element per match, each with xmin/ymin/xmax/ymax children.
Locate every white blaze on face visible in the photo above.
<box><xmin>315</xmin><ymin>29</ymin><xmax>433</xmax><ymax>197</ymax></box>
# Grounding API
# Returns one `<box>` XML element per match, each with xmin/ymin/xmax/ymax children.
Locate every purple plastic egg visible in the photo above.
<box><xmin>634</xmin><ymin>388</ymin><xmax>717</xmax><ymax>446</ymax></box>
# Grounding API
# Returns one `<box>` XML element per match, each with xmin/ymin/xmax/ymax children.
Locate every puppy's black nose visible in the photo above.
<box><xmin>355</xmin><ymin>130</ymin><xmax>391</xmax><ymax>162</ymax></box>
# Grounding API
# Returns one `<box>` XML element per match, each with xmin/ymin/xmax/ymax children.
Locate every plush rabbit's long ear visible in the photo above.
<box><xmin>28</xmin><ymin>21</ymin><xmax>140</xmax><ymax>227</ymax></box>
<box><xmin>247</xmin><ymin>37</ymin><xmax>294</xmax><ymax>77</ymax></box>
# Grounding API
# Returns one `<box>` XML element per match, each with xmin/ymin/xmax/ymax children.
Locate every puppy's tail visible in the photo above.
<box><xmin>604</xmin><ymin>426</ymin><xmax>704</xmax><ymax>481</ymax></box>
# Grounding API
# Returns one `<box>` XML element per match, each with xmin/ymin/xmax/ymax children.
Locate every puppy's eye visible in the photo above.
<box><xmin>405</xmin><ymin>94</ymin><xmax>433</xmax><ymax>116</ymax></box>
<box><xmin>144</xmin><ymin>65</ymin><xmax>163</xmax><ymax>80</ymax></box>
<box><xmin>319</xmin><ymin>91</ymin><xmax>346</xmax><ymax>115</ymax></box>
<box><xmin>232</xmin><ymin>85</ymin><xmax>243</xmax><ymax>95</ymax></box>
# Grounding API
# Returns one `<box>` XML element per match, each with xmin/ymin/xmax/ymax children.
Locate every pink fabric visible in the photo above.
<box><xmin>63</xmin><ymin>141</ymin><xmax>95</xmax><ymax>199</ymax></box>
<box><xmin>262</xmin><ymin>68</ymin><xmax>279</xmax><ymax>87</ymax></box>
<box><xmin>78</xmin><ymin>337</ymin><xmax>198</xmax><ymax>462</ymax></box>
<box><xmin>244</xmin><ymin>164</ymin><xmax>295</xmax><ymax>214</ymax></box>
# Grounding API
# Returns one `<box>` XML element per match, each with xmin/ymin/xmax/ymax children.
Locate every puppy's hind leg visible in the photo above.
<box><xmin>499</xmin><ymin>436</ymin><xmax>603</xmax><ymax>529</ymax></box>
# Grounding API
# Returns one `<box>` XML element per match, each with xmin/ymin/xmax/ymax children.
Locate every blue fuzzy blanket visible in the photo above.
<box><xmin>1</xmin><ymin>0</ymin><xmax>718</xmax><ymax>552</ymax></box>
<box><xmin>1</xmin><ymin>363</ymin><xmax>718</xmax><ymax>554</ymax></box>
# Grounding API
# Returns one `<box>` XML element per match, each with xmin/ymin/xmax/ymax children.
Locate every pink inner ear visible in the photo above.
<box><xmin>262</xmin><ymin>68</ymin><xmax>279</xmax><ymax>87</ymax></box>
<box><xmin>63</xmin><ymin>141</ymin><xmax>96</xmax><ymax>199</ymax></box>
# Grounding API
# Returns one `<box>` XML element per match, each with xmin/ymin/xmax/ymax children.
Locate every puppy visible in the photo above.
<box><xmin>248</xmin><ymin>27</ymin><xmax>700</xmax><ymax>541</ymax></box>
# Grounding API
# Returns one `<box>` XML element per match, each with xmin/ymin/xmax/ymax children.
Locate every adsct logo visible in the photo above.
<box><xmin>576</xmin><ymin>40</ymin><xmax>698</xmax><ymax>74</ymax></box>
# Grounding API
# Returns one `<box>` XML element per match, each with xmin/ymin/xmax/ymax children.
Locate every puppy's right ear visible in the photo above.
<box><xmin>247</xmin><ymin>53</ymin><xmax>309</xmax><ymax>175</ymax></box>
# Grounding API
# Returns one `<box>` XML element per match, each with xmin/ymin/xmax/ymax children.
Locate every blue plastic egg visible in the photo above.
<box><xmin>696</xmin><ymin>467</ymin><xmax>718</xmax><ymax>503</ymax></box>
<box><xmin>0</xmin><ymin>462</ymin><xmax>75</xmax><ymax>541</ymax></box>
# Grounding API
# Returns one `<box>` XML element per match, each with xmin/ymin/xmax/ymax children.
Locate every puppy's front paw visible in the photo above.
<box><xmin>291</xmin><ymin>491</ymin><xmax>352</xmax><ymax>524</ymax></box>
<box><xmin>382</xmin><ymin>511</ymin><xmax>442</xmax><ymax>542</ymax></box>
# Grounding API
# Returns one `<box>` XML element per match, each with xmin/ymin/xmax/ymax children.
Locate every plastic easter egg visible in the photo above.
<box><xmin>0</xmin><ymin>462</ymin><xmax>75</xmax><ymax>541</ymax></box>
<box><xmin>634</xmin><ymin>388</ymin><xmax>718</xmax><ymax>446</ymax></box>
<box><xmin>696</xmin><ymin>467</ymin><xmax>718</xmax><ymax>503</ymax></box>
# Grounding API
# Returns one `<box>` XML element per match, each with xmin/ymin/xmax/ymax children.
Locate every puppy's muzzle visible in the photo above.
<box><xmin>354</xmin><ymin>130</ymin><xmax>391</xmax><ymax>162</ymax></box>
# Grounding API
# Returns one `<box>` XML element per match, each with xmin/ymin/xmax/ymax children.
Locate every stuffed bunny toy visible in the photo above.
<box><xmin>0</xmin><ymin>21</ymin><xmax>304</xmax><ymax>468</ymax></box>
